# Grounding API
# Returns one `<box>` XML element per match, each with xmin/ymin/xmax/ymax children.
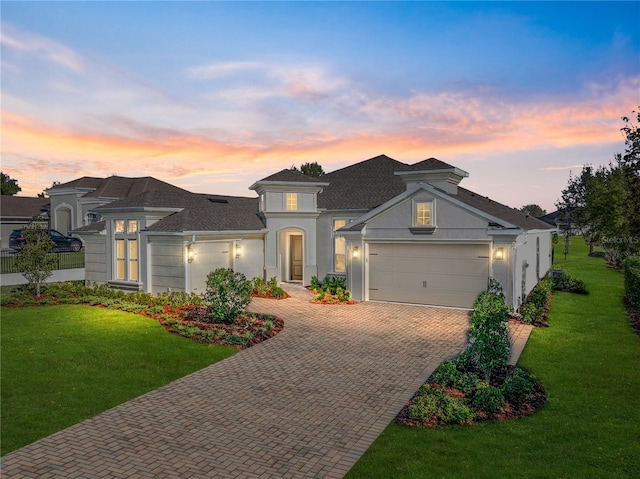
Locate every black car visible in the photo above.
<box><xmin>9</xmin><ymin>229</ymin><xmax>83</xmax><ymax>252</ymax></box>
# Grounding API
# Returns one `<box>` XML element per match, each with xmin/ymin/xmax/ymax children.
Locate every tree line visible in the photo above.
<box><xmin>556</xmin><ymin>109</ymin><xmax>640</xmax><ymax>267</ymax></box>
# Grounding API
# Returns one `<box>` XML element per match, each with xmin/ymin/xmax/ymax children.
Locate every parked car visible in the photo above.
<box><xmin>9</xmin><ymin>229</ymin><xmax>83</xmax><ymax>252</ymax></box>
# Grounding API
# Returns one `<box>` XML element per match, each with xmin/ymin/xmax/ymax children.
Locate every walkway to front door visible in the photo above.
<box><xmin>2</xmin><ymin>285</ymin><xmax>472</xmax><ymax>478</ymax></box>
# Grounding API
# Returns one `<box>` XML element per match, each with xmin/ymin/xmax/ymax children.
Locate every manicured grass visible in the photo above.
<box><xmin>1</xmin><ymin>305</ymin><xmax>236</xmax><ymax>455</ymax></box>
<box><xmin>347</xmin><ymin>239</ymin><xmax>640</xmax><ymax>479</ymax></box>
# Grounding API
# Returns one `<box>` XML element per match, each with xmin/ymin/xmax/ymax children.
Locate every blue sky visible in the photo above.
<box><xmin>2</xmin><ymin>1</ymin><xmax>638</xmax><ymax>211</ymax></box>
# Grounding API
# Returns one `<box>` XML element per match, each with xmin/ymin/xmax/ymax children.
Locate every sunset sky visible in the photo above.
<box><xmin>2</xmin><ymin>1</ymin><xmax>638</xmax><ymax>212</ymax></box>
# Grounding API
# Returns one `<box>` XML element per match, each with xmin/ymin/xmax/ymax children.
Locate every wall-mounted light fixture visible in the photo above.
<box><xmin>493</xmin><ymin>247</ymin><xmax>504</xmax><ymax>261</ymax></box>
<box><xmin>352</xmin><ymin>246</ymin><xmax>360</xmax><ymax>259</ymax></box>
<box><xmin>235</xmin><ymin>244</ymin><xmax>242</xmax><ymax>258</ymax></box>
<box><xmin>187</xmin><ymin>246</ymin><xmax>195</xmax><ymax>263</ymax></box>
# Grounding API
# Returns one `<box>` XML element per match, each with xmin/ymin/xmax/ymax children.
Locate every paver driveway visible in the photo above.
<box><xmin>2</xmin><ymin>285</ymin><xmax>470</xmax><ymax>479</ymax></box>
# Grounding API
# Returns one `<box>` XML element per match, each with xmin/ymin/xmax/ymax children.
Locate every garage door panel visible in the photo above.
<box><xmin>190</xmin><ymin>242</ymin><xmax>231</xmax><ymax>293</ymax></box>
<box><xmin>369</xmin><ymin>257</ymin><xmax>488</xmax><ymax>276</ymax></box>
<box><xmin>368</xmin><ymin>243</ymin><xmax>489</xmax><ymax>308</ymax></box>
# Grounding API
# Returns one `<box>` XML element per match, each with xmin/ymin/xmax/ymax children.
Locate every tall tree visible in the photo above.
<box><xmin>619</xmin><ymin>110</ymin><xmax>640</xmax><ymax>239</ymax></box>
<box><xmin>555</xmin><ymin>108</ymin><xmax>640</xmax><ymax>263</ymax></box>
<box><xmin>518</xmin><ymin>204</ymin><xmax>546</xmax><ymax>218</ymax></box>
<box><xmin>556</xmin><ymin>166</ymin><xmax>599</xmax><ymax>255</ymax></box>
<box><xmin>291</xmin><ymin>162</ymin><xmax>325</xmax><ymax>178</ymax></box>
<box><xmin>1</xmin><ymin>172</ymin><xmax>21</xmax><ymax>195</ymax></box>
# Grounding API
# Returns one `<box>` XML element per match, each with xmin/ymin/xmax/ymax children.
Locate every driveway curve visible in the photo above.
<box><xmin>2</xmin><ymin>285</ymin><xmax>469</xmax><ymax>479</ymax></box>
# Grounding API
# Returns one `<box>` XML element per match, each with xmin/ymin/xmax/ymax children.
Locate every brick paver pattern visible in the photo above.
<box><xmin>2</xmin><ymin>285</ymin><xmax>526</xmax><ymax>478</ymax></box>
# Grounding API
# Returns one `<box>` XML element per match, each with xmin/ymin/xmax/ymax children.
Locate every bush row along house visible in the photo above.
<box><xmin>16</xmin><ymin>155</ymin><xmax>555</xmax><ymax>310</ymax></box>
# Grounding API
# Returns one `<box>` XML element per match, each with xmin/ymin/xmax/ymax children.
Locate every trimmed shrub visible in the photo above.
<box><xmin>526</xmin><ymin>278</ymin><xmax>554</xmax><ymax>309</ymax></box>
<box><xmin>266</xmin><ymin>277</ymin><xmax>287</xmax><ymax>298</ymax></box>
<box><xmin>519</xmin><ymin>301</ymin><xmax>543</xmax><ymax>323</ymax></box>
<box><xmin>467</xmin><ymin>291</ymin><xmax>511</xmax><ymax>379</ymax></box>
<box><xmin>408</xmin><ymin>385</ymin><xmax>477</xmax><ymax>425</ymax></box>
<box><xmin>472</xmin><ymin>381</ymin><xmax>505</xmax><ymax>414</ymax></box>
<box><xmin>321</xmin><ymin>275</ymin><xmax>347</xmax><ymax>294</ymax></box>
<box><xmin>203</xmin><ymin>268</ymin><xmax>252</xmax><ymax>323</ymax></box>
<box><xmin>623</xmin><ymin>256</ymin><xmax>640</xmax><ymax>308</ymax></box>
<box><xmin>501</xmin><ymin>367</ymin><xmax>538</xmax><ymax>406</ymax></box>
<box><xmin>552</xmin><ymin>275</ymin><xmax>588</xmax><ymax>295</ymax></box>
<box><xmin>310</xmin><ymin>275</ymin><xmax>321</xmax><ymax>291</ymax></box>
<box><xmin>431</xmin><ymin>361</ymin><xmax>464</xmax><ymax>389</ymax></box>
<box><xmin>252</xmin><ymin>276</ymin><xmax>268</xmax><ymax>295</ymax></box>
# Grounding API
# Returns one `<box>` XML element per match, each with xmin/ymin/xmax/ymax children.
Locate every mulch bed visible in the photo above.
<box><xmin>157</xmin><ymin>305</ymin><xmax>284</xmax><ymax>349</ymax></box>
<box><xmin>395</xmin><ymin>365</ymin><xmax>547</xmax><ymax>428</ymax></box>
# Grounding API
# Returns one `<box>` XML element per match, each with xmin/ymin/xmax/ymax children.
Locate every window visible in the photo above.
<box><xmin>85</xmin><ymin>212</ymin><xmax>99</xmax><ymax>225</ymax></box>
<box><xmin>286</xmin><ymin>193</ymin><xmax>298</xmax><ymax>211</ymax></box>
<box><xmin>334</xmin><ymin>219</ymin><xmax>346</xmax><ymax>272</ymax></box>
<box><xmin>415</xmin><ymin>202</ymin><xmax>432</xmax><ymax>226</ymax></box>
<box><xmin>114</xmin><ymin>220</ymin><xmax>139</xmax><ymax>282</ymax></box>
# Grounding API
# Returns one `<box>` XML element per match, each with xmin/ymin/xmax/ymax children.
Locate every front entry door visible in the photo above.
<box><xmin>290</xmin><ymin>235</ymin><xmax>303</xmax><ymax>281</ymax></box>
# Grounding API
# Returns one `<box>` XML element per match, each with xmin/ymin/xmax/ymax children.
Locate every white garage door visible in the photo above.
<box><xmin>190</xmin><ymin>242</ymin><xmax>231</xmax><ymax>294</ymax></box>
<box><xmin>368</xmin><ymin>243</ymin><xmax>490</xmax><ymax>308</ymax></box>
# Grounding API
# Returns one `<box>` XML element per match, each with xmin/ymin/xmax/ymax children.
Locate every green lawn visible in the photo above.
<box><xmin>0</xmin><ymin>305</ymin><xmax>236</xmax><ymax>455</ymax></box>
<box><xmin>347</xmin><ymin>239</ymin><xmax>640</xmax><ymax>479</ymax></box>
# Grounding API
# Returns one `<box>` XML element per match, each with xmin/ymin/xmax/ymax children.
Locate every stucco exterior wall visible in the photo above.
<box><xmin>264</xmin><ymin>191</ymin><xmax>316</xmax><ymax>212</ymax></box>
<box><xmin>363</xmin><ymin>192</ymin><xmax>490</xmax><ymax>241</ymax></box>
<box><xmin>147</xmin><ymin>237</ymin><xmax>186</xmax><ymax>293</ymax></box>
<box><xmin>233</xmin><ymin>237</ymin><xmax>265</xmax><ymax>281</ymax></box>
<box><xmin>316</xmin><ymin>212</ymin><xmax>363</xmax><ymax>281</ymax></box>
<box><xmin>513</xmin><ymin>230</ymin><xmax>553</xmax><ymax>307</ymax></box>
<box><xmin>49</xmin><ymin>193</ymin><xmax>84</xmax><ymax>235</ymax></box>
<box><xmin>263</xmin><ymin>216</ymin><xmax>319</xmax><ymax>285</ymax></box>
<box><xmin>82</xmin><ymin>234</ymin><xmax>108</xmax><ymax>284</ymax></box>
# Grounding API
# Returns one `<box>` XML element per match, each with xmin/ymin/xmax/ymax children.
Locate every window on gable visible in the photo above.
<box><xmin>333</xmin><ymin>219</ymin><xmax>346</xmax><ymax>272</ymax></box>
<box><xmin>114</xmin><ymin>219</ymin><xmax>139</xmax><ymax>282</ymax></box>
<box><xmin>415</xmin><ymin>202</ymin><xmax>432</xmax><ymax>226</ymax></box>
<box><xmin>286</xmin><ymin>193</ymin><xmax>298</xmax><ymax>211</ymax></box>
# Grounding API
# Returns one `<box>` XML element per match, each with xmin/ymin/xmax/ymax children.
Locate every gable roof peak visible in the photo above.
<box><xmin>406</xmin><ymin>157</ymin><xmax>457</xmax><ymax>171</ymax></box>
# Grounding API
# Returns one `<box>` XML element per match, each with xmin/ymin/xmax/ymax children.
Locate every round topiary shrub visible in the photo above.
<box><xmin>203</xmin><ymin>268</ymin><xmax>252</xmax><ymax>323</ymax></box>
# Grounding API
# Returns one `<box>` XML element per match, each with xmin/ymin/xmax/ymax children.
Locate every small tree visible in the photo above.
<box><xmin>14</xmin><ymin>221</ymin><xmax>57</xmax><ymax>296</ymax></box>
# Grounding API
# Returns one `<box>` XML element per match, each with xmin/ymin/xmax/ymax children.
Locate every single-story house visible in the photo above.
<box><xmin>72</xmin><ymin>155</ymin><xmax>553</xmax><ymax>309</ymax></box>
<box><xmin>0</xmin><ymin>196</ymin><xmax>49</xmax><ymax>249</ymax></box>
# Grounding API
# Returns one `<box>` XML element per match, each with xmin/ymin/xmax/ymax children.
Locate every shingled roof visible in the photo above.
<box><xmin>95</xmin><ymin>189</ymin><xmax>265</xmax><ymax>232</ymax></box>
<box><xmin>317</xmin><ymin>155</ymin><xmax>410</xmax><ymax>210</ymax></box>
<box><xmin>50</xmin><ymin>176</ymin><xmax>187</xmax><ymax>198</ymax></box>
<box><xmin>0</xmin><ymin>196</ymin><xmax>50</xmax><ymax>218</ymax></box>
<box><xmin>454</xmin><ymin>187</ymin><xmax>553</xmax><ymax>230</ymax></box>
<box><xmin>257</xmin><ymin>168</ymin><xmax>326</xmax><ymax>183</ymax></box>
<box><xmin>317</xmin><ymin>154</ymin><xmax>552</xmax><ymax>231</ymax></box>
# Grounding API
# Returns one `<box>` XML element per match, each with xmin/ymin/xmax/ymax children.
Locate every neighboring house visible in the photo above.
<box><xmin>539</xmin><ymin>209</ymin><xmax>574</xmax><ymax>234</ymax></box>
<box><xmin>73</xmin><ymin>155</ymin><xmax>553</xmax><ymax>309</ymax></box>
<box><xmin>47</xmin><ymin>176</ymin><xmax>187</xmax><ymax>236</ymax></box>
<box><xmin>0</xmin><ymin>196</ymin><xmax>49</xmax><ymax>249</ymax></box>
